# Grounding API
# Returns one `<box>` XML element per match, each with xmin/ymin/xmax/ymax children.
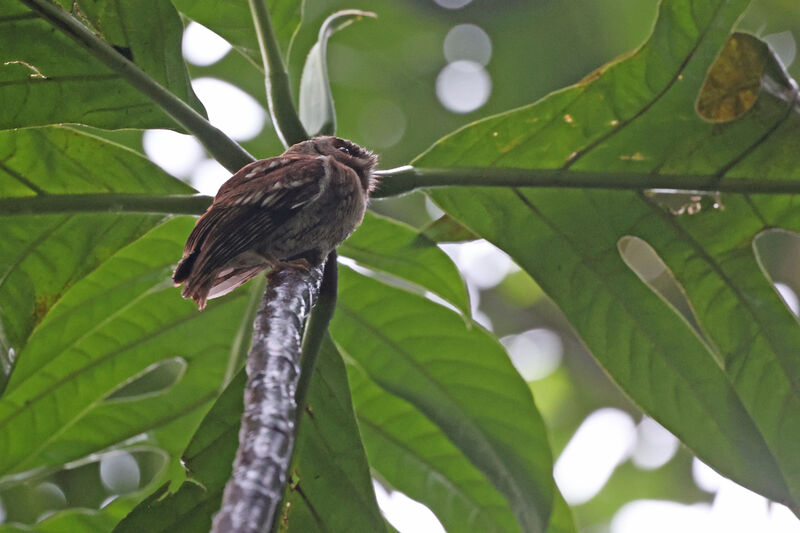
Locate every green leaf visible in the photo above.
<box><xmin>0</xmin><ymin>217</ymin><xmax>251</xmax><ymax>480</ymax></box>
<box><xmin>331</xmin><ymin>266</ymin><xmax>554</xmax><ymax>533</ymax></box>
<box><xmin>0</xmin><ymin>0</ymin><xmax>204</xmax><ymax>130</ymax></box>
<box><xmin>418</xmin><ymin>0</ymin><xmax>800</xmax><ymax>508</ymax></box>
<box><xmin>339</xmin><ymin>211</ymin><xmax>470</xmax><ymax>315</ymax></box>
<box><xmin>346</xmin><ymin>360</ymin><xmax>520</xmax><ymax>533</ymax></box>
<box><xmin>278</xmin><ymin>335</ymin><xmax>385</xmax><ymax>533</ymax></box>
<box><xmin>421</xmin><ymin>214</ymin><xmax>480</xmax><ymax>243</ymax></box>
<box><xmin>172</xmin><ymin>0</ymin><xmax>303</xmax><ymax>68</ymax></box>
<box><xmin>116</xmin><ymin>334</ymin><xmax>384</xmax><ymax>533</ymax></box>
<box><xmin>114</xmin><ymin>371</ymin><xmax>246</xmax><ymax>533</ymax></box>
<box><xmin>544</xmin><ymin>492</ymin><xmax>576</xmax><ymax>533</ymax></box>
<box><xmin>298</xmin><ymin>10</ymin><xmax>375</xmax><ymax>137</ymax></box>
<box><xmin>0</xmin><ymin>127</ymin><xmax>192</xmax><ymax>372</ymax></box>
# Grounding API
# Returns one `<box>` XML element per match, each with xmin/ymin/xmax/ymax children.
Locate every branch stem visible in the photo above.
<box><xmin>249</xmin><ymin>0</ymin><xmax>308</xmax><ymax>147</ymax></box>
<box><xmin>212</xmin><ymin>264</ymin><xmax>325</xmax><ymax>533</ymax></box>
<box><xmin>19</xmin><ymin>0</ymin><xmax>254</xmax><ymax>173</ymax></box>
<box><xmin>372</xmin><ymin>166</ymin><xmax>800</xmax><ymax>197</ymax></box>
<box><xmin>0</xmin><ymin>194</ymin><xmax>213</xmax><ymax>215</ymax></box>
<box><xmin>2</xmin><ymin>166</ymin><xmax>798</xmax><ymax>219</ymax></box>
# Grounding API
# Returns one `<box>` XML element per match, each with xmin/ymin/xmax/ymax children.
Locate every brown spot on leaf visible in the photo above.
<box><xmin>696</xmin><ymin>33</ymin><xmax>767</xmax><ymax>122</ymax></box>
<box><xmin>34</xmin><ymin>293</ymin><xmax>61</xmax><ymax>327</ymax></box>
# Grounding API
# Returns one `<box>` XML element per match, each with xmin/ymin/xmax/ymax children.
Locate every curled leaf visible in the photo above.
<box><xmin>298</xmin><ymin>10</ymin><xmax>376</xmax><ymax>137</ymax></box>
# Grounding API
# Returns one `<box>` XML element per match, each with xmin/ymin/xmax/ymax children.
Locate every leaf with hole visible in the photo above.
<box><xmin>332</xmin><ymin>266</ymin><xmax>555</xmax><ymax>533</ymax></box>
<box><xmin>419</xmin><ymin>0</ymin><xmax>800</xmax><ymax>510</ymax></box>
<box><xmin>0</xmin><ymin>0</ymin><xmax>204</xmax><ymax>130</ymax></box>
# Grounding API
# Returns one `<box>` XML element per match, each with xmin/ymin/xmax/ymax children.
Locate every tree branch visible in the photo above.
<box><xmin>372</xmin><ymin>166</ymin><xmax>800</xmax><ymax>198</ymax></box>
<box><xmin>295</xmin><ymin>251</ymin><xmax>338</xmax><ymax>410</ymax></box>
<box><xmin>2</xmin><ymin>166</ymin><xmax>798</xmax><ymax>219</ymax></box>
<box><xmin>249</xmin><ymin>0</ymin><xmax>308</xmax><ymax>147</ymax></box>
<box><xmin>211</xmin><ymin>263</ymin><xmax>325</xmax><ymax>533</ymax></box>
<box><xmin>0</xmin><ymin>193</ymin><xmax>213</xmax><ymax>215</ymax></box>
<box><xmin>19</xmin><ymin>0</ymin><xmax>255</xmax><ymax>173</ymax></box>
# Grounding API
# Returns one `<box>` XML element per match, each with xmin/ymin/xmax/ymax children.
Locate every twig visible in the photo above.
<box><xmin>371</xmin><ymin>166</ymin><xmax>800</xmax><ymax>198</ymax></box>
<box><xmin>211</xmin><ymin>263</ymin><xmax>325</xmax><ymax>533</ymax></box>
<box><xmin>2</xmin><ymin>165</ymin><xmax>796</xmax><ymax>218</ymax></box>
<box><xmin>19</xmin><ymin>0</ymin><xmax>254</xmax><ymax>173</ymax></box>
<box><xmin>0</xmin><ymin>193</ymin><xmax>213</xmax><ymax>215</ymax></box>
<box><xmin>249</xmin><ymin>0</ymin><xmax>308</xmax><ymax>147</ymax></box>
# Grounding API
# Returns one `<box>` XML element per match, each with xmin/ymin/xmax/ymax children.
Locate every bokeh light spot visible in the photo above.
<box><xmin>631</xmin><ymin>416</ymin><xmax>679</xmax><ymax>470</ymax></box>
<box><xmin>182</xmin><ymin>22</ymin><xmax>232</xmax><ymax>66</ymax></box>
<box><xmin>692</xmin><ymin>458</ymin><xmax>726</xmax><ymax>493</ymax></box>
<box><xmin>433</xmin><ymin>0</ymin><xmax>472</xmax><ymax>9</ymax></box>
<box><xmin>444</xmin><ymin>24</ymin><xmax>492</xmax><ymax>66</ymax></box>
<box><xmin>502</xmin><ymin>328</ymin><xmax>563</xmax><ymax>381</ymax></box>
<box><xmin>612</xmin><ymin>500</ymin><xmax>713</xmax><ymax>533</ymax></box>
<box><xmin>764</xmin><ymin>31</ymin><xmax>796</xmax><ymax>69</ymax></box>
<box><xmin>436</xmin><ymin>60</ymin><xmax>491</xmax><ymax>113</ymax></box>
<box><xmin>192</xmin><ymin>77</ymin><xmax>266</xmax><ymax>141</ymax></box>
<box><xmin>358</xmin><ymin>100</ymin><xmax>407</xmax><ymax>148</ymax></box>
<box><xmin>440</xmin><ymin>240</ymin><xmax>512</xmax><ymax>289</ymax></box>
<box><xmin>143</xmin><ymin>130</ymin><xmax>204</xmax><ymax>179</ymax></box>
<box><xmin>373</xmin><ymin>480</ymin><xmax>445</xmax><ymax>533</ymax></box>
<box><xmin>32</xmin><ymin>482</ymin><xmax>67</xmax><ymax>521</ymax></box>
<box><xmin>191</xmin><ymin>158</ymin><xmax>231</xmax><ymax>196</ymax></box>
<box><xmin>774</xmin><ymin>282</ymin><xmax>799</xmax><ymax>315</ymax></box>
<box><xmin>555</xmin><ymin>408</ymin><xmax>636</xmax><ymax>505</ymax></box>
<box><xmin>100</xmin><ymin>451</ymin><xmax>141</xmax><ymax>495</ymax></box>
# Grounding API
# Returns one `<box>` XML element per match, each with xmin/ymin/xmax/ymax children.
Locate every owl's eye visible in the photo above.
<box><xmin>338</xmin><ymin>145</ymin><xmax>352</xmax><ymax>155</ymax></box>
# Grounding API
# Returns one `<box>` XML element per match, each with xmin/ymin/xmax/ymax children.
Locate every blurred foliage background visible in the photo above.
<box><xmin>1</xmin><ymin>0</ymin><xmax>798</xmax><ymax>531</ymax></box>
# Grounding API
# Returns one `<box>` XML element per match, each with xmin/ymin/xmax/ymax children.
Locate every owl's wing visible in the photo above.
<box><xmin>173</xmin><ymin>155</ymin><xmax>328</xmax><ymax>309</ymax></box>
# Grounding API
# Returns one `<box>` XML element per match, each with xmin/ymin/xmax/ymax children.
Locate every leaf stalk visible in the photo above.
<box><xmin>19</xmin><ymin>0</ymin><xmax>254</xmax><ymax>173</ymax></box>
<box><xmin>249</xmin><ymin>0</ymin><xmax>308</xmax><ymax>147</ymax></box>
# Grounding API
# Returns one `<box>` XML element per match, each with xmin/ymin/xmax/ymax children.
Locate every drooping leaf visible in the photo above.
<box><xmin>171</xmin><ymin>0</ymin><xmax>304</xmax><ymax>68</ymax></box>
<box><xmin>277</xmin><ymin>335</ymin><xmax>385</xmax><ymax>533</ymax></box>
<box><xmin>0</xmin><ymin>127</ymin><xmax>193</xmax><ymax>375</ymax></box>
<box><xmin>0</xmin><ymin>0</ymin><xmax>204</xmax><ymax>130</ymax></box>
<box><xmin>417</xmin><ymin>0</ymin><xmax>800</xmax><ymax>508</ymax></box>
<box><xmin>339</xmin><ymin>211</ymin><xmax>470</xmax><ymax>315</ymax></box>
<box><xmin>298</xmin><ymin>10</ymin><xmax>375</xmax><ymax>136</ymax></box>
<box><xmin>331</xmin><ymin>266</ymin><xmax>555</xmax><ymax>533</ymax></box>
<box><xmin>346</xmin><ymin>360</ymin><xmax>520</xmax><ymax>533</ymax></box>
<box><xmin>116</xmin><ymin>334</ymin><xmax>384</xmax><ymax>533</ymax></box>
<box><xmin>0</xmin><ymin>217</ymin><xmax>251</xmax><ymax>480</ymax></box>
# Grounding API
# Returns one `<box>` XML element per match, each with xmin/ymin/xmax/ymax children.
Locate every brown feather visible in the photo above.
<box><xmin>173</xmin><ymin>137</ymin><xmax>379</xmax><ymax>310</ymax></box>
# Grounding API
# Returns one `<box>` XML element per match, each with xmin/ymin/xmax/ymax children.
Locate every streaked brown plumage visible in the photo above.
<box><xmin>173</xmin><ymin>136</ymin><xmax>378</xmax><ymax>310</ymax></box>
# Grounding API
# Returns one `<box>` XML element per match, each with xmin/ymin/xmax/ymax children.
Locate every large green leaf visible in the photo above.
<box><xmin>331</xmin><ymin>266</ymin><xmax>554</xmax><ymax>533</ymax></box>
<box><xmin>0</xmin><ymin>127</ymin><xmax>193</xmax><ymax>375</ymax></box>
<box><xmin>116</xmin><ymin>335</ymin><xmax>384</xmax><ymax>533</ymax></box>
<box><xmin>0</xmin><ymin>0</ymin><xmax>203</xmax><ymax>130</ymax></box>
<box><xmin>172</xmin><ymin>0</ymin><xmax>303</xmax><ymax>68</ymax></box>
<box><xmin>277</xmin><ymin>335</ymin><xmax>385</xmax><ymax>533</ymax></box>
<box><xmin>418</xmin><ymin>0</ymin><xmax>800</xmax><ymax>509</ymax></box>
<box><xmin>339</xmin><ymin>211</ymin><xmax>470</xmax><ymax>316</ymax></box>
<box><xmin>0</xmin><ymin>217</ymin><xmax>251</xmax><ymax>479</ymax></box>
<box><xmin>346</xmin><ymin>359</ymin><xmax>519</xmax><ymax>533</ymax></box>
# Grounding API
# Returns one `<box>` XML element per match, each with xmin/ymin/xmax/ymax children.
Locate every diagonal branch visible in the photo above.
<box><xmin>211</xmin><ymin>262</ymin><xmax>326</xmax><ymax>533</ymax></box>
<box><xmin>249</xmin><ymin>0</ymin><xmax>308</xmax><ymax>147</ymax></box>
<box><xmin>19</xmin><ymin>0</ymin><xmax>254</xmax><ymax>173</ymax></box>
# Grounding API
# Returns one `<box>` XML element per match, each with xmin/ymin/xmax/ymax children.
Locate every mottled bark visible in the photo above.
<box><xmin>211</xmin><ymin>262</ymin><xmax>324</xmax><ymax>533</ymax></box>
